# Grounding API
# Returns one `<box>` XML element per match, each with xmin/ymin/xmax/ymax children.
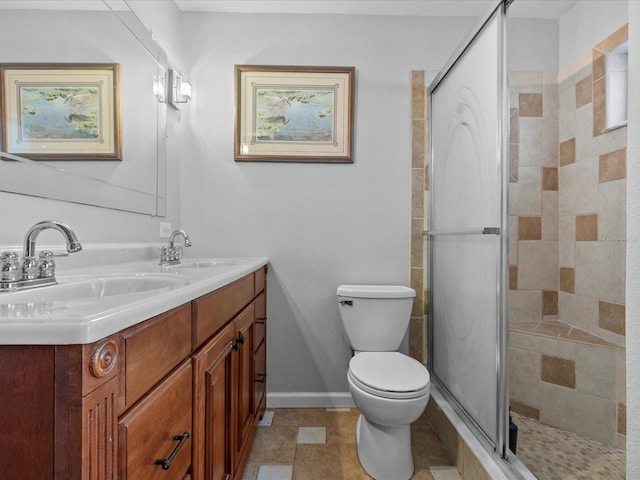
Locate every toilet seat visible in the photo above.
<box><xmin>348</xmin><ymin>352</ymin><xmax>430</xmax><ymax>400</ymax></box>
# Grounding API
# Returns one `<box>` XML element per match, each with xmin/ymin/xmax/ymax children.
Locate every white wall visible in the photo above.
<box><xmin>626</xmin><ymin>2</ymin><xmax>639</xmax><ymax>477</ymax></box>
<box><xmin>559</xmin><ymin>0</ymin><xmax>628</xmax><ymax>69</ymax></box>
<box><xmin>178</xmin><ymin>12</ymin><xmax>475</xmax><ymax>400</ymax></box>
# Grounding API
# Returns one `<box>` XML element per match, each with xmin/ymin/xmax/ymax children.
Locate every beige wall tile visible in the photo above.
<box><xmin>510</xmin><ymin>401</ymin><xmax>540</xmax><ymax>420</ymax></box>
<box><xmin>542</xmin><ymin>355</ymin><xmax>576</xmax><ymax>388</ymax></box>
<box><xmin>593</xmin><ymin>124</ymin><xmax>627</xmax><ymax>158</ymax></box>
<box><xmin>575</xmin><ymin>343</ymin><xmax>618</xmax><ymax>400</ymax></box>
<box><xmin>412</xmin><ymin>119</ymin><xmax>426</xmax><ymax>168</ymax></box>
<box><xmin>509</xmin><ymin>266</ymin><xmax>518</xmax><ymax>290</ymax></box>
<box><xmin>594</xmin><ymin>24</ymin><xmax>628</xmax><ymax>55</ymax></box>
<box><xmin>519</xmin><ymin>93</ymin><xmax>543</xmax><ymax>117</ymax></box>
<box><xmin>558</xmin><ymin>83</ymin><xmax>576</xmax><ymax>142</ymax></box>
<box><xmin>575</xmin><ymin>242</ymin><xmax>625</xmax><ymax>304</ymax></box>
<box><xmin>558</xmin><ymin>291</ymin><xmax>599</xmax><ymax>336</ymax></box>
<box><xmin>599</xmin><ymin>179</ymin><xmax>626</xmax><ymax>244</ymax></box>
<box><xmin>412</xmin><ymin>218</ymin><xmax>424</xmax><ymax>266</ymax></box>
<box><xmin>509</xmin><ymin>167</ymin><xmax>542</xmax><ymax>216</ymax></box>
<box><xmin>509</xmin><ymin>330</ymin><xmax>578</xmax><ymax>358</ymax></box>
<box><xmin>618</xmin><ymin>403</ymin><xmax>626</xmax><ymax>435</ymax></box>
<box><xmin>599</xmin><ymin>148</ymin><xmax>626</xmax><ymax>183</ymax></box>
<box><xmin>575</xmin><ymin>157</ymin><xmax>600</xmax><ymax>215</ymax></box>
<box><xmin>576</xmin><ymin>214</ymin><xmax>598</xmax><ymax>241</ymax></box>
<box><xmin>542</xmin><ymin>191</ymin><xmax>559</xmax><ymax>241</ymax></box>
<box><xmin>559</xmin><ymin>163</ymin><xmax>578</xmax><ymax>216</ymax></box>
<box><xmin>518</xmin><ymin>241</ymin><xmax>558</xmax><ymax>291</ymax></box>
<box><xmin>412</xmin><ymin>168</ymin><xmax>425</xmax><ymax>218</ymax></box>
<box><xmin>599</xmin><ymin>300</ymin><xmax>625</xmax><ymax>336</ymax></box>
<box><xmin>509</xmin><ymin>215</ymin><xmax>519</xmax><ymax>265</ymax></box>
<box><xmin>509</xmin><ymin>290</ymin><xmax>542</xmax><ymax>323</ymax></box>
<box><xmin>559</xmin><ymin>138</ymin><xmax>576</xmax><ymax>166</ymax></box>
<box><xmin>411</xmin><ymin>267</ymin><xmax>424</xmax><ymax>316</ymax></box>
<box><xmin>543</xmin><ymin>291</ymin><xmax>558</xmax><ymax>316</ymax></box>
<box><xmin>593</xmin><ymin>77</ymin><xmax>606</xmax><ymax>137</ymax></box>
<box><xmin>559</xmin><ymin>215</ymin><xmax>576</xmax><ymax>267</ymax></box>
<box><xmin>559</xmin><ymin>267</ymin><xmax>575</xmax><ymax>293</ymax></box>
<box><xmin>510</xmin><ymin>108</ymin><xmax>519</xmax><ymax>144</ymax></box>
<box><xmin>575</xmin><ymin>242</ymin><xmax>626</xmax><ymax>304</ymax></box>
<box><xmin>575</xmin><ymin>74</ymin><xmax>593</xmax><ymax>108</ymax></box>
<box><xmin>510</xmin><ymin>72</ymin><xmax>543</xmax><ymax>93</ymax></box>
<box><xmin>461</xmin><ymin>442</ymin><xmax>491</xmax><ymax>480</ymax></box>
<box><xmin>510</xmin><ymin>347</ymin><xmax>542</xmax><ymax>408</ymax></box>
<box><xmin>592</xmin><ymin>49</ymin><xmax>606</xmax><ymax>81</ymax></box>
<box><xmin>543</xmin><ymin>167</ymin><xmax>558</xmax><ymax>191</ymax></box>
<box><xmin>519</xmin><ymin>117</ymin><xmax>558</xmax><ymax>167</ymax></box>
<box><xmin>540</xmin><ymin>382</ymin><xmax>617</xmax><ymax>446</ymax></box>
<box><xmin>519</xmin><ymin>216</ymin><xmax>542</xmax><ymax>240</ymax></box>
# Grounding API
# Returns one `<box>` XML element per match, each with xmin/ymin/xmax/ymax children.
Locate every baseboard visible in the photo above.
<box><xmin>266</xmin><ymin>392</ymin><xmax>355</xmax><ymax>408</ymax></box>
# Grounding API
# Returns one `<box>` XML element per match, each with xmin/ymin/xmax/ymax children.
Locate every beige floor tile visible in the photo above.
<box><xmin>247</xmin><ymin>426</ymin><xmax>298</xmax><ymax>465</ymax></box>
<box><xmin>412</xmin><ymin>426</ymin><xmax>455</xmax><ymax>467</ymax></box>
<box><xmin>325</xmin><ymin>409</ymin><xmax>360</xmax><ymax>444</ymax></box>
<box><xmin>272</xmin><ymin>408</ymin><xmax>328</xmax><ymax>427</ymax></box>
<box><xmin>293</xmin><ymin>443</ymin><xmax>367</xmax><ymax>480</ymax></box>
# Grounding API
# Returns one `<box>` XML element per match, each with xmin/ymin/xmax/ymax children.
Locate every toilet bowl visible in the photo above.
<box><xmin>337</xmin><ymin>284</ymin><xmax>430</xmax><ymax>479</ymax></box>
<box><xmin>347</xmin><ymin>351</ymin><xmax>430</xmax><ymax>479</ymax></box>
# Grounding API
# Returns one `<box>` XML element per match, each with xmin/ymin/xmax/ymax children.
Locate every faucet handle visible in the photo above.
<box><xmin>38</xmin><ymin>251</ymin><xmax>56</xmax><ymax>278</ymax></box>
<box><xmin>21</xmin><ymin>256</ymin><xmax>40</xmax><ymax>280</ymax></box>
<box><xmin>1</xmin><ymin>252</ymin><xmax>21</xmax><ymax>282</ymax></box>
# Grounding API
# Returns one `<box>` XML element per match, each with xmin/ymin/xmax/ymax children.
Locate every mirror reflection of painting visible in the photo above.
<box><xmin>255</xmin><ymin>88</ymin><xmax>335</xmax><ymax>143</ymax></box>
<box><xmin>19</xmin><ymin>86</ymin><xmax>100</xmax><ymax>140</ymax></box>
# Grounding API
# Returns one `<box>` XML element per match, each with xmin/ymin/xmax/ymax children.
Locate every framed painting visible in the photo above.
<box><xmin>0</xmin><ymin>63</ymin><xmax>121</xmax><ymax>160</ymax></box>
<box><xmin>235</xmin><ymin>65</ymin><xmax>355</xmax><ymax>163</ymax></box>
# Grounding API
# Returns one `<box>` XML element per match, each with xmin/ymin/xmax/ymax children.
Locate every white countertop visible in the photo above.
<box><xmin>0</xmin><ymin>256</ymin><xmax>268</xmax><ymax>345</ymax></box>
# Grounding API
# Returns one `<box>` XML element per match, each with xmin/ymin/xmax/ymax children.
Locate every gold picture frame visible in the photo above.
<box><xmin>235</xmin><ymin>65</ymin><xmax>354</xmax><ymax>163</ymax></box>
<box><xmin>0</xmin><ymin>63</ymin><xmax>121</xmax><ymax>160</ymax></box>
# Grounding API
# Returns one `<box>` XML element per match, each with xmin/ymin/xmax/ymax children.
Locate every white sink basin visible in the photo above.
<box><xmin>160</xmin><ymin>258</ymin><xmax>247</xmax><ymax>270</ymax></box>
<box><xmin>0</xmin><ymin>273</ymin><xmax>189</xmax><ymax>304</ymax></box>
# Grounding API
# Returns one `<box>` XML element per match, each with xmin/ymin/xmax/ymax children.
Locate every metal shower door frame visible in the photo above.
<box><xmin>426</xmin><ymin>0</ymin><xmax>510</xmax><ymax>458</ymax></box>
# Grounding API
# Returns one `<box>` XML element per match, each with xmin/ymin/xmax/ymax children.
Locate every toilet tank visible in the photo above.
<box><xmin>337</xmin><ymin>285</ymin><xmax>416</xmax><ymax>352</ymax></box>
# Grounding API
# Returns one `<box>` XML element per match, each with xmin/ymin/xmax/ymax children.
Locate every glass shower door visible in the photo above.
<box><xmin>428</xmin><ymin>1</ymin><xmax>509</xmax><ymax>454</ymax></box>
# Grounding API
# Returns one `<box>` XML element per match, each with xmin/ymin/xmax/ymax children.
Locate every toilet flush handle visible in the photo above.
<box><xmin>339</xmin><ymin>299</ymin><xmax>353</xmax><ymax>306</ymax></box>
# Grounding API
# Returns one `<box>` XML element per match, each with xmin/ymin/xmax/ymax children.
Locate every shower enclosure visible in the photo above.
<box><xmin>427</xmin><ymin>0</ymin><xmax>509</xmax><ymax>458</ymax></box>
<box><xmin>425</xmin><ymin>0</ymin><xmax>627</xmax><ymax>478</ymax></box>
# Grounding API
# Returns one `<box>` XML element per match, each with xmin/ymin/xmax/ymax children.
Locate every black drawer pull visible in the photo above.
<box><xmin>256</xmin><ymin>373</ymin><xmax>266</xmax><ymax>383</ymax></box>
<box><xmin>155</xmin><ymin>431</ymin><xmax>190</xmax><ymax>470</ymax></box>
<box><xmin>256</xmin><ymin>317</ymin><xmax>267</xmax><ymax>324</ymax></box>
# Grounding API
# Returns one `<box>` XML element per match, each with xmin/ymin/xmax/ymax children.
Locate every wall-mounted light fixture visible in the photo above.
<box><xmin>154</xmin><ymin>73</ymin><xmax>166</xmax><ymax>103</ymax></box>
<box><xmin>168</xmin><ymin>68</ymin><xmax>192</xmax><ymax>108</ymax></box>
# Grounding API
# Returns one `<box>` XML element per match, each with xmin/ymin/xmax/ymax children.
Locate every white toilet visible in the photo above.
<box><xmin>337</xmin><ymin>285</ymin><xmax>430</xmax><ymax>480</ymax></box>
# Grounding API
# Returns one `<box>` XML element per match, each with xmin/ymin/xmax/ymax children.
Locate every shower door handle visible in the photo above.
<box><xmin>424</xmin><ymin>227</ymin><xmax>500</xmax><ymax>236</ymax></box>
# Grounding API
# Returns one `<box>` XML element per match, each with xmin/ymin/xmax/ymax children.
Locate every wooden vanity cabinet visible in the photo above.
<box><xmin>192</xmin><ymin>266</ymin><xmax>267</xmax><ymax>480</ymax></box>
<box><xmin>0</xmin><ymin>264</ymin><xmax>267</xmax><ymax>480</ymax></box>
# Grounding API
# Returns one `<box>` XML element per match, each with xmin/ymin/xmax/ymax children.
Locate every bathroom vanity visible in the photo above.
<box><xmin>0</xmin><ymin>256</ymin><xmax>268</xmax><ymax>480</ymax></box>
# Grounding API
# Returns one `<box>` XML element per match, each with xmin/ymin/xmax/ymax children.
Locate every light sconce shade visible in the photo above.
<box><xmin>168</xmin><ymin>68</ymin><xmax>192</xmax><ymax>108</ymax></box>
<box><xmin>154</xmin><ymin>73</ymin><xmax>166</xmax><ymax>103</ymax></box>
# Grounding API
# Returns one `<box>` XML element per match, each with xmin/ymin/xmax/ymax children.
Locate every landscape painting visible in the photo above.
<box><xmin>1</xmin><ymin>63</ymin><xmax>121</xmax><ymax>160</ymax></box>
<box><xmin>235</xmin><ymin>65</ymin><xmax>354</xmax><ymax>163</ymax></box>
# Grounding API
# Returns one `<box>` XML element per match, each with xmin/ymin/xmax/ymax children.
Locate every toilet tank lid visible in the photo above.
<box><xmin>337</xmin><ymin>285</ymin><xmax>416</xmax><ymax>298</ymax></box>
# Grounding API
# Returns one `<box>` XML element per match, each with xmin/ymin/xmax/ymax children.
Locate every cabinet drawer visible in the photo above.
<box><xmin>119</xmin><ymin>361</ymin><xmax>192</xmax><ymax>480</ymax></box>
<box><xmin>121</xmin><ymin>304</ymin><xmax>192</xmax><ymax>410</ymax></box>
<box><xmin>193</xmin><ymin>274</ymin><xmax>254</xmax><ymax>348</ymax></box>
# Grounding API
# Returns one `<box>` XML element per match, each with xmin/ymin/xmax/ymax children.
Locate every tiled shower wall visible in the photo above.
<box><xmin>508</xmin><ymin>26</ymin><xmax>627</xmax><ymax>449</ymax></box>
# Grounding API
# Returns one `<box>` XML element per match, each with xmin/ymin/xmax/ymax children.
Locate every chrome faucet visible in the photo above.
<box><xmin>1</xmin><ymin>220</ymin><xmax>82</xmax><ymax>292</ymax></box>
<box><xmin>160</xmin><ymin>229</ymin><xmax>191</xmax><ymax>265</ymax></box>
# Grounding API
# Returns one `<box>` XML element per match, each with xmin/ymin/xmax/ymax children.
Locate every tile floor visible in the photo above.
<box><xmin>242</xmin><ymin>408</ymin><xmax>461</xmax><ymax>480</ymax></box>
<box><xmin>512</xmin><ymin>412</ymin><xmax>626</xmax><ymax>480</ymax></box>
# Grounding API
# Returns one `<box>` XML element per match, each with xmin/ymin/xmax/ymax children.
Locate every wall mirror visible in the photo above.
<box><xmin>0</xmin><ymin>0</ymin><xmax>167</xmax><ymax>216</ymax></box>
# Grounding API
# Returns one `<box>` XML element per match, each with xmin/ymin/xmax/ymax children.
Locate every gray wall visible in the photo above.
<box><xmin>178</xmin><ymin>12</ymin><xmax>475</xmax><ymax>403</ymax></box>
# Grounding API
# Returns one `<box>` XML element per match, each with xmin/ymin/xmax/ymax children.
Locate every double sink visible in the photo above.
<box><xmin>0</xmin><ymin>257</ymin><xmax>269</xmax><ymax>345</ymax></box>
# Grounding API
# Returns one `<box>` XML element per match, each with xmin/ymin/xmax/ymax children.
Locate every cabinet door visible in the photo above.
<box><xmin>118</xmin><ymin>361</ymin><xmax>192</xmax><ymax>480</ymax></box>
<box><xmin>192</xmin><ymin>322</ymin><xmax>235</xmax><ymax>480</ymax></box>
<box><xmin>232</xmin><ymin>303</ymin><xmax>255</xmax><ymax>473</ymax></box>
<box><xmin>254</xmin><ymin>340</ymin><xmax>266</xmax><ymax>420</ymax></box>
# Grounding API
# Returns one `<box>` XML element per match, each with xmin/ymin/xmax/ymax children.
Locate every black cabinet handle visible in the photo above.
<box><xmin>255</xmin><ymin>373</ymin><xmax>266</xmax><ymax>383</ymax></box>
<box><xmin>256</xmin><ymin>317</ymin><xmax>267</xmax><ymax>324</ymax></box>
<box><xmin>232</xmin><ymin>335</ymin><xmax>245</xmax><ymax>351</ymax></box>
<box><xmin>155</xmin><ymin>431</ymin><xmax>190</xmax><ymax>470</ymax></box>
